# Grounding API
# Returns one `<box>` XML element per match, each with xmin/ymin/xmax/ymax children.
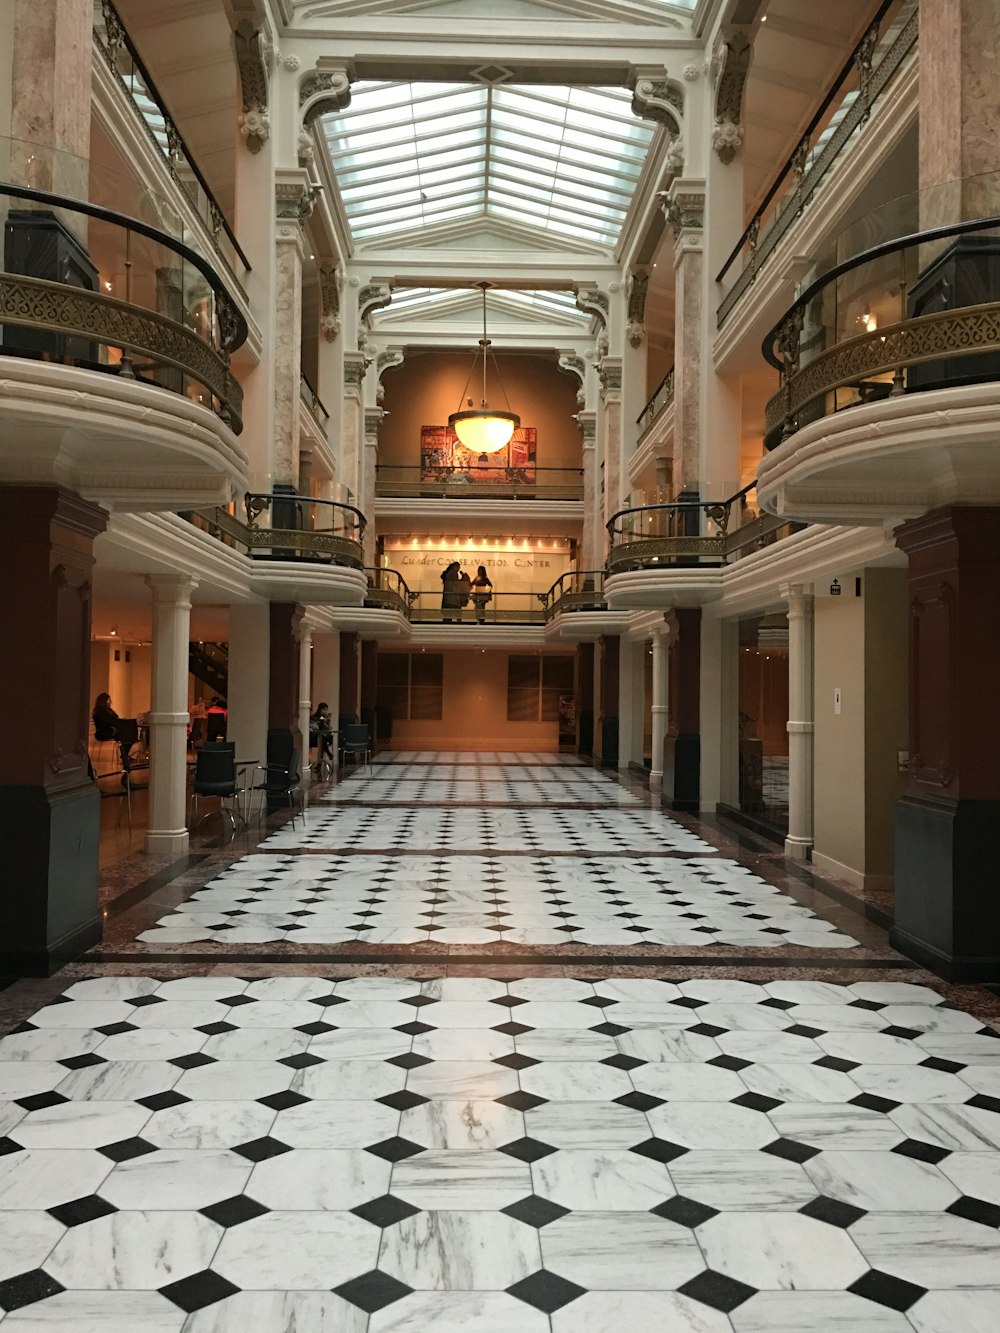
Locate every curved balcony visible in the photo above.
<box><xmin>757</xmin><ymin>199</ymin><xmax>1000</xmax><ymax>523</ymax></box>
<box><xmin>364</xmin><ymin>568</ymin><xmax>414</xmax><ymax>619</ymax></box>
<box><xmin>543</xmin><ymin>571</ymin><xmax>607</xmax><ymax>619</ymax></box>
<box><xmin>0</xmin><ymin>179</ymin><xmax>246</xmax><ymax>427</ymax></box>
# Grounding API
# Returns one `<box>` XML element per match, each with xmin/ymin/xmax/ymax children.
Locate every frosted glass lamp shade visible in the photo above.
<box><xmin>449</xmin><ymin>409</ymin><xmax>519</xmax><ymax>453</ymax></box>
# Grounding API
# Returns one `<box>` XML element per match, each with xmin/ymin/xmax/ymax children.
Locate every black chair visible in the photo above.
<box><xmin>202</xmin><ymin>740</ymin><xmax>236</xmax><ymax>754</ymax></box>
<box><xmin>339</xmin><ymin>723</ymin><xmax>372</xmax><ymax>773</ymax></box>
<box><xmin>190</xmin><ymin>746</ymin><xmax>243</xmax><ymax>830</ymax></box>
<box><xmin>249</xmin><ymin>743</ymin><xmax>304</xmax><ymax>826</ymax></box>
<box><xmin>205</xmin><ymin>711</ymin><xmax>227</xmax><ymax>742</ymax></box>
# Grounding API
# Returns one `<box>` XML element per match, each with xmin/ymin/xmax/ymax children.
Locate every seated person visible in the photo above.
<box><xmin>205</xmin><ymin>697</ymin><xmax>228</xmax><ymax>741</ymax></box>
<box><xmin>92</xmin><ymin>692</ymin><xmax>118</xmax><ymax>741</ymax></box>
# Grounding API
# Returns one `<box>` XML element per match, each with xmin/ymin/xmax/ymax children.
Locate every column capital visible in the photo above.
<box><xmin>779</xmin><ymin>581</ymin><xmax>814</xmax><ymax>611</ymax></box>
<box><xmin>145</xmin><ymin>573</ymin><xmax>199</xmax><ymax>604</ymax></box>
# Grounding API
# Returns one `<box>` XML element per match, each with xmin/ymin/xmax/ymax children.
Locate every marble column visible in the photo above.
<box><xmin>0</xmin><ymin>486</ymin><xmax>106</xmax><ymax>972</ymax></box>
<box><xmin>666</xmin><ymin>181</ymin><xmax>706</xmax><ymax>506</ymax></box>
<box><xmin>598</xmin><ymin>358</ymin><xmax>623</xmax><ymax>532</ymax></box>
<box><xmin>312</xmin><ymin>629</ymin><xmax>341</xmax><ymax>763</ymax></box>
<box><xmin>145</xmin><ymin>574</ymin><xmax>199</xmax><ymax>857</ymax></box>
<box><xmin>649</xmin><ymin>626</ymin><xmax>670</xmax><ymax>793</ymax></box>
<box><xmin>5</xmin><ymin>0</ymin><xmax>91</xmax><ymax>197</ymax></box>
<box><xmin>596</xmin><ymin>634</ymin><xmax>620</xmax><ymax>769</ymax></box>
<box><xmin>273</xmin><ymin>227</ymin><xmax>304</xmax><ymax>488</ymax></box>
<box><xmin>268</xmin><ymin>602</ymin><xmax>303</xmax><ymax>753</ymax></box>
<box><xmin>341</xmin><ymin>353</ymin><xmax>367</xmax><ymax>503</ymax></box>
<box><xmin>782</xmin><ymin>583</ymin><xmax>815</xmax><ymax>861</ymax></box>
<box><xmin>362</xmin><ymin>410</ymin><xmax>382</xmax><ymax>566</ymax></box>
<box><xmin>665</xmin><ymin>608</ymin><xmax>701</xmax><ymax>811</ymax></box>
<box><xmin>892</xmin><ymin>507</ymin><xmax>1000</xmax><ymax>979</ymax></box>
<box><xmin>576</xmin><ymin>641</ymin><xmax>595</xmax><ymax>757</ymax></box>
<box><xmin>226</xmin><ymin>603</ymin><xmax>269</xmax><ymax>770</ymax></box>
<box><xmin>339</xmin><ymin>630</ymin><xmax>360</xmax><ymax>726</ymax></box>
<box><xmin>919</xmin><ymin>0</ymin><xmax>1000</xmax><ymax>224</ymax></box>
<box><xmin>360</xmin><ymin>639</ymin><xmax>378</xmax><ymax>743</ymax></box>
<box><xmin>297</xmin><ymin>622</ymin><xmax>313</xmax><ymax>783</ymax></box>
<box><xmin>576</xmin><ymin>412</ymin><xmax>599</xmax><ymax>571</ymax></box>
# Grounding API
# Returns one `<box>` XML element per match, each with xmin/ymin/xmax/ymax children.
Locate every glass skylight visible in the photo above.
<box><xmin>322</xmin><ymin>81</ymin><xmax>655</xmax><ymax>249</ymax></box>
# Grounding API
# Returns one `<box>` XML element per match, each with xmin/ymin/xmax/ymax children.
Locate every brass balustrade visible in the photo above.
<box><xmin>543</xmin><ymin>571</ymin><xmax>607</xmax><ymax>619</ymax></box>
<box><xmin>374</xmin><ymin>465</ymin><xmax>584</xmax><ymax>501</ymax></box>
<box><xmin>636</xmin><ymin>367</ymin><xmax>675</xmax><ymax>436</ymax></box>
<box><xmin>364</xmin><ymin>568</ymin><xmax>414</xmax><ymax>619</ymax></box>
<box><xmin>243</xmin><ymin>493</ymin><xmax>366</xmax><ymax>568</ymax></box>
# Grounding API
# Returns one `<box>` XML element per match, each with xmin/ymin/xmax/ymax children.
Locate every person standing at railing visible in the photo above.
<box><xmin>470</xmin><ymin>565</ymin><xmax>493</xmax><ymax>623</ymax></box>
<box><xmin>457</xmin><ymin>569</ymin><xmax>472</xmax><ymax>618</ymax></box>
<box><xmin>441</xmin><ymin>561</ymin><xmax>462</xmax><ymax>622</ymax></box>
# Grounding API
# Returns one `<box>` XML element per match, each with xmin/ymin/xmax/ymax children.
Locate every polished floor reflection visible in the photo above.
<box><xmin>0</xmin><ymin>752</ymin><xmax>998</xmax><ymax>1330</ymax></box>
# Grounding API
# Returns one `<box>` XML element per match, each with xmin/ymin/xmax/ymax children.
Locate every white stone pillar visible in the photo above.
<box><xmin>666</xmin><ymin>179</ymin><xmax>706</xmax><ymax>502</ymax></box>
<box><xmin>298</xmin><ymin>622</ymin><xmax>313</xmax><ymax>784</ymax></box>
<box><xmin>362</xmin><ymin>408</ymin><xmax>382</xmax><ymax>566</ymax></box>
<box><xmin>782</xmin><ymin>583</ymin><xmax>815</xmax><ymax>860</ymax></box>
<box><xmin>227</xmin><ymin>602</ymin><xmax>269</xmax><ymax>770</ymax></box>
<box><xmin>576</xmin><ymin>412</ymin><xmax>599</xmax><ymax>571</ymax></box>
<box><xmin>649</xmin><ymin>626</ymin><xmax>669</xmax><ymax>792</ymax></box>
<box><xmin>313</xmin><ymin>628</ymin><xmax>341</xmax><ymax>743</ymax></box>
<box><xmin>145</xmin><ymin>574</ymin><xmax>198</xmax><ymax>856</ymax></box>
<box><xmin>618</xmin><ymin>637</ymin><xmax>642</xmax><ymax>772</ymax></box>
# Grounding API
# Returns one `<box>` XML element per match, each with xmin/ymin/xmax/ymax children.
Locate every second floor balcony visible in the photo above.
<box><xmin>375</xmin><ymin>464</ymin><xmax>584</xmax><ymax>502</ymax></box>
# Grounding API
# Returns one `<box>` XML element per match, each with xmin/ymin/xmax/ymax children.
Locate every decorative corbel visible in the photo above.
<box><xmin>234</xmin><ymin>21</ymin><xmax>270</xmax><ymax>154</ymax></box>
<box><xmin>343</xmin><ymin>350</ymin><xmax>368</xmax><ymax>390</ymax></box>
<box><xmin>297</xmin><ymin>128</ymin><xmax>315</xmax><ymax>167</ymax></box>
<box><xmin>558</xmin><ymin>351</ymin><xmax>587</xmax><ymax>409</ymax></box>
<box><xmin>318</xmin><ymin>262</ymin><xmax>342</xmax><ymax>341</ymax></box>
<box><xmin>375</xmin><ymin>348</ymin><xmax>404</xmax><ymax>404</ymax></box>
<box><xmin>631</xmin><ymin>73</ymin><xmax>683</xmax><ymax>137</ymax></box>
<box><xmin>661</xmin><ymin>186</ymin><xmax>704</xmax><ymax>239</ymax></box>
<box><xmin>664</xmin><ymin>138</ymin><xmax>685</xmax><ymax>179</ymax></box>
<box><xmin>626</xmin><ymin>272</ymin><xmax>649</xmax><ymax>349</ymax></box>
<box><xmin>713</xmin><ymin>28</ymin><xmax>752</xmax><ymax>164</ymax></box>
<box><xmin>573</xmin><ymin>286</ymin><xmax>609</xmax><ymax>328</ymax></box>
<box><xmin>300</xmin><ymin>67</ymin><xmax>352</xmax><ymax>127</ymax></box>
<box><xmin>358</xmin><ymin>282</ymin><xmax>393</xmax><ymax>325</ymax></box>
<box><xmin>598</xmin><ymin>356</ymin><xmax>623</xmax><ymax>401</ymax></box>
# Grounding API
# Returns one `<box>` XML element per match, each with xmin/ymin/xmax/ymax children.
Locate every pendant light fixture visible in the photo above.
<box><xmin>449</xmin><ymin>282</ymin><xmax>520</xmax><ymax>454</ymax></box>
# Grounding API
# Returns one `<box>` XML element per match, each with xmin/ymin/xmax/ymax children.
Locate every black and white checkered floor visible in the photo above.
<box><xmin>2</xmin><ymin>976</ymin><xmax>1000</xmax><ymax>1330</ymax></box>
<box><xmin>2</xmin><ymin>753</ymin><xmax>999</xmax><ymax>1330</ymax></box>
<box><xmin>136</xmin><ymin>755</ymin><xmax>857</xmax><ymax>949</ymax></box>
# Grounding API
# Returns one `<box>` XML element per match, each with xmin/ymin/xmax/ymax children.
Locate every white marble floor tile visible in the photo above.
<box><xmin>669</xmin><ymin>1151</ymin><xmax>817</xmax><ymax>1211</ymax></box>
<box><xmin>0</xmin><ymin>1210</ymin><xmax>64</xmax><ymax>1282</ymax></box>
<box><xmin>519</xmin><ymin>1061</ymin><xmax>634</xmax><ymax>1103</ymax></box>
<box><xmin>0</xmin><ymin>1291</ymin><xmax>187</xmax><ymax>1331</ymax></box>
<box><xmin>646</xmin><ymin>1101</ymin><xmax>777</xmax><ymax>1149</ymax></box>
<box><xmin>541</xmin><ymin>1210</ymin><xmax>703</xmax><ymax>1289</ymax></box>
<box><xmin>212</xmin><ymin>1211</ymin><xmax>379</xmax><ymax>1289</ymax></box>
<box><xmin>889</xmin><ymin>1101</ymin><xmax>1000</xmax><ymax>1151</ymax></box>
<box><xmin>767</xmin><ymin>1103</ymin><xmax>906</xmax><ymax>1150</ymax></box>
<box><xmin>173</xmin><ymin>1061</ymin><xmax>293</xmax><ymax>1102</ymax></box>
<box><xmin>0</xmin><ymin>1148</ymin><xmax>112</xmax><ymax>1208</ymax></box>
<box><xmin>368</xmin><ymin>1290</ymin><xmax>549</xmax><ymax>1333</ymax></box>
<box><xmin>849</xmin><ymin>1212</ymin><xmax>1000</xmax><ymax>1286</ymax></box>
<box><xmin>0</xmin><ymin>1062</ymin><xmax>68</xmax><ymax>1100</ymax></box>
<box><xmin>11</xmin><ymin>1101</ymin><xmax>151</xmax><ymax>1150</ymax></box>
<box><xmin>738</xmin><ymin>1062</ymin><xmax>861</xmax><ymax>1104</ymax></box>
<box><xmin>248</xmin><ymin>1147</ymin><xmax>390</xmax><ymax>1209</ymax></box>
<box><xmin>938</xmin><ymin>1151</ymin><xmax>1000</xmax><ymax>1205</ymax></box>
<box><xmin>182</xmin><ymin>1291</ymin><xmax>367</xmax><ymax>1333</ymax></box>
<box><xmin>46</xmin><ymin>1210</ymin><xmax>223</xmax><ymax>1289</ymax></box>
<box><xmin>404</xmin><ymin>1061</ymin><xmax>519</xmax><ymax>1102</ymax></box>
<box><xmin>804</xmin><ymin>1149</ymin><xmax>960</xmax><ymax>1211</ymax></box>
<box><xmin>697</xmin><ymin>1212</ymin><xmax>868</xmax><ymax>1289</ymax></box>
<box><xmin>908</xmin><ymin>1289</ymin><xmax>1000</xmax><ymax>1333</ymax></box>
<box><xmin>378</xmin><ymin>1209</ymin><xmax>540</xmax><ymax>1289</ymax></box>
<box><xmin>532</xmin><ymin>1148</ymin><xmax>674</xmax><ymax>1211</ymax></box>
<box><xmin>400</xmin><ymin>1099</ymin><xmax>523</xmax><ymax>1150</ymax></box>
<box><xmin>143</xmin><ymin>1099</ymin><xmax>276</xmax><ymax>1150</ymax></box>
<box><xmin>101</xmin><ymin>1148</ymin><xmax>253</xmax><ymax>1209</ymax></box>
<box><xmin>731</xmin><ymin>1291</ymin><xmax>911</xmax><ymax>1332</ymax></box>
<box><xmin>524</xmin><ymin>1101</ymin><xmax>650</xmax><ymax>1150</ymax></box>
<box><xmin>390</xmin><ymin>1149</ymin><xmax>531</xmax><ymax>1209</ymax></box>
<box><xmin>551</xmin><ymin>1291</ymin><xmax>732</xmax><ymax>1333</ymax></box>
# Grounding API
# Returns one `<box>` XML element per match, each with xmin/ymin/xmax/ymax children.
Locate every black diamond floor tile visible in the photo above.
<box><xmin>232</xmin><ymin>1136</ymin><xmax>293</xmax><ymax>1162</ymax></box>
<box><xmin>848</xmin><ymin>1268</ymin><xmax>927</xmax><ymax>1312</ymax></box>
<box><xmin>498</xmin><ymin>1136</ymin><xmax>558</xmax><ymax>1163</ymax></box>
<box><xmin>97</xmin><ymin>1136</ymin><xmax>157</xmax><ymax>1162</ymax></box>
<box><xmin>799</xmin><ymin>1195</ymin><xmax>867</xmax><ymax>1228</ymax></box>
<box><xmin>651</xmin><ymin>1195</ymin><xmax>719</xmax><ymax>1228</ymax></box>
<box><xmin>501</xmin><ymin>1195</ymin><xmax>570</xmax><ymax>1229</ymax></box>
<box><xmin>159</xmin><ymin>1269</ymin><xmax>241</xmax><ymax>1313</ymax></box>
<box><xmin>351</xmin><ymin>1194</ymin><xmax>422</xmax><ymax>1228</ymax></box>
<box><xmin>364</xmin><ymin>1136</ymin><xmax>426</xmax><ymax>1163</ymax></box>
<box><xmin>946</xmin><ymin>1194</ymin><xmax>1000</xmax><ymax>1228</ymax></box>
<box><xmin>678</xmin><ymin>1269</ymin><xmax>757</xmax><ymax>1313</ymax></box>
<box><xmin>200</xmin><ymin>1195</ymin><xmax>270</xmax><ymax>1228</ymax></box>
<box><xmin>47</xmin><ymin>1194</ymin><xmax>119</xmax><ymax>1228</ymax></box>
<box><xmin>892</xmin><ymin>1138</ymin><xmax>952</xmax><ymax>1165</ymax></box>
<box><xmin>0</xmin><ymin>1269</ymin><xmax>65</xmax><ymax>1313</ymax></box>
<box><xmin>334</xmin><ymin>1270</ymin><xmax>414</xmax><ymax>1314</ymax></box>
<box><xmin>506</xmin><ymin>1269</ymin><xmax>586</xmax><ymax>1314</ymax></box>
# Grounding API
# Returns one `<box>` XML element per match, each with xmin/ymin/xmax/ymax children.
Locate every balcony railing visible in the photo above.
<box><xmin>636</xmin><ymin>367</ymin><xmax>675</xmax><ymax>438</ymax></box>
<box><xmin>93</xmin><ymin>0</ymin><xmax>251</xmax><ymax>288</ymax></box>
<box><xmin>300</xmin><ymin>372</ymin><xmax>330</xmax><ymax>437</ymax></box>
<box><xmin>606</xmin><ymin>486</ymin><xmax>797</xmax><ymax>575</ymax></box>
<box><xmin>409</xmin><ymin>590</ymin><xmax>546</xmax><ymax>625</ymax></box>
<box><xmin>364</xmin><ymin>568</ymin><xmax>413</xmax><ymax>619</ymax></box>
<box><xmin>762</xmin><ymin>206</ymin><xmax>1000</xmax><ymax>446</ymax></box>
<box><xmin>375</xmin><ymin>465</ymin><xmax>584</xmax><ymax>501</ymax></box>
<box><xmin>245</xmin><ymin>493</ymin><xmax>366</xmax><ymax>568</ymax></box>
<box><xmin>716</xmin><ymin>0</ymin><xmax>917</xmax><ymax>328</ymax></box>
<box><xmin>0</xmin><ymin>179</ymin><xmax>246</xmax><ymax>432</ymax></box>
<box><xmin>543</xmin><ymin>571</ymin><xmax>607</xmax><ymax>620</ymax></box>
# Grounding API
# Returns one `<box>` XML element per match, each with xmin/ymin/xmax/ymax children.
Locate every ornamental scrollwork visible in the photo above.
<box><xmin>631</xmin><ymin>78</ymin><xmax>683</xmax><ymax>136</ymax></box>
<box><xmin>573</xmin><ymin>287</ymin><xmax>609</xmax><ymax>327</ymax></box>
<box><xmin>358</xmin><ymin>283</ymin><xmax>393</xmax><ymax>323</ymax></box>
<box><xmin>300</xmin><ymin>69</ymin><xmax>352</xmax><ymax>127</ymax></box>
<box><xmin>318</xmin><ymin>263</ymin><xmax>341</xmax><ymax>341</ymax></box>
<box><xmin>234</xmin><ymin>20</ymin><xmax>270</xmax><ymax>154</ymax></box>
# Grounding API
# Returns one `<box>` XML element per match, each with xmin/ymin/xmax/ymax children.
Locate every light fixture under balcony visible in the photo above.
<box><xmin>448</xmin><ymin>282</ymin><xmax>520</xmax><ymax>454</ymax></box>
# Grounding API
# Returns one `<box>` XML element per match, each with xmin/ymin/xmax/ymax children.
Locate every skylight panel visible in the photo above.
<box><xmin>322</xmin><ymin>79</ymin><xmax>654</xmax><ymax>250</ymax></box>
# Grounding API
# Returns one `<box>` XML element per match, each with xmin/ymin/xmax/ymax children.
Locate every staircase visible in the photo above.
<box><xmin>189</xmin><ymin>642</ymin><xmax>228</xmax><ymax>695</ymax></box>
